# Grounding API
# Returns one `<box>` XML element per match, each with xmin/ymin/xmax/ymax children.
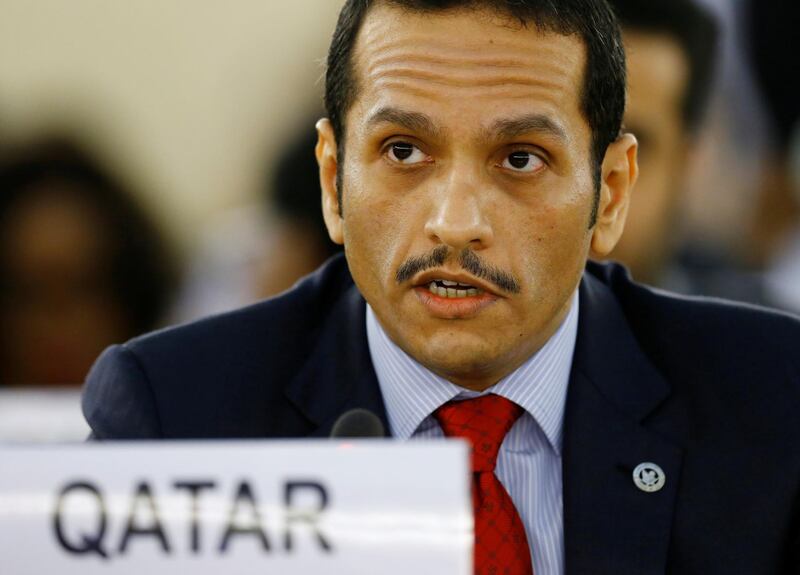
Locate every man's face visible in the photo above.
<box><xmin>319</xmin><ymin>4</ymin><xmax>634</xmax><ymax>390</ymax></box>
<box><xmin>610</xmin><ymin>31</ymin><xmax>690</xmax><ymax>282</ymax></box>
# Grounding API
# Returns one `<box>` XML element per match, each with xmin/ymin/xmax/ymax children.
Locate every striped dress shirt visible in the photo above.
<box><xmin>365</xmin><ymin>291</ymin><xmax>579</xmax><ymax>575</ymax></box>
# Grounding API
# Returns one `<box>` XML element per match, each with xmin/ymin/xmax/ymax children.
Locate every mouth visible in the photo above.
<box><xmin>411</xmin><ymin>270</ymin><xmax>501</xmax><ymax>297</ymax></box>
<box><xmin>424</xmin><ymin>279</ymin><xmax>484</xmax><ymax>299</ymax></box>
<box><xmin>410</xmin><ymin>271</ymin><xmax>500</xmax><ymax>319</ymax></box>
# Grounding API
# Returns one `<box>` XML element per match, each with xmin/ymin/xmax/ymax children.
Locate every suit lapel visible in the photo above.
<box><xmin>284</xmin><ymin>260</ymin><xmax>686</xmax><ymax>569</ymax></box>
<box><xmin>284</xmin><ymin>284</ymin><xmax>389</xmax><ymax>437</ymax></box>
<box><xmin>563</xmin><ymin>272</ymin><xmax>686</xmax><ymax>575</ymax></box>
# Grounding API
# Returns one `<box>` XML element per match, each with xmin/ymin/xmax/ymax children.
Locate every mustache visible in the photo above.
<box><xmin>395</xmin><ymin>246</ymin><xmax>521</xmax><ymax>294</ymax></box>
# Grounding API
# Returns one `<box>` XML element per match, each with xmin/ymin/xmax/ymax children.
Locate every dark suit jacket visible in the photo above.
<box><xmin>83</xmin><ymin>254</ymin><xmax>800</xmax><ymax>574</ymax></box>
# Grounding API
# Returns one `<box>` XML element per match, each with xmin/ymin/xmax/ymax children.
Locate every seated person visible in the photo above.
<box><xmin>83</xmin><ymin>1</ymin><xmax>800</xmax><ymax>573</ymax></box>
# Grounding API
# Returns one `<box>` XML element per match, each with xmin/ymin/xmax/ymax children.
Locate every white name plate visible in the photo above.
<box><xmin>0</xmin><ymin>440</ymin><xmax>472</xmax><ymax>574</ymax></box>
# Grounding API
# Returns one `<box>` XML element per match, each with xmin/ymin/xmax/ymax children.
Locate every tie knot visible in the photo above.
<box><xmin>434</xmin><ymin>394</ymin><xmax>524</xmax><ymax>473</ymax></box>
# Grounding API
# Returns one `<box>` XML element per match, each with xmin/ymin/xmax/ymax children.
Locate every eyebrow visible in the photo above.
<box><xmin>365</xmin><ymin>107</ymin><xmax>442</xmax><ymax>139</ymax></box>
<box><xmin>488</xmin><ymin>114</ymin><xmax>568</xmax><ymax>143</ymax></box>
<box><xmin>365</xmin><ymin>107</ymin><xmax>568</xmax><ymax>145</ymax></box>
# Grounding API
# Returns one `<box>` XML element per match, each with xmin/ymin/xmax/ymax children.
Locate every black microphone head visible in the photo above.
<box><xmin>330</xmin><ymin>408</ymin><xmax>386</xmax><ymax>438</ymax></box>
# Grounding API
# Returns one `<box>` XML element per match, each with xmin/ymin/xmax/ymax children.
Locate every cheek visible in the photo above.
<box><xmin>341</xmin><ymin>175</ymin><xmax>414</xmax><ymax>294</ymax></box>
<box><xmin>627</xmin><ymin>155</ymin><xmax>680</xmax><ymax>241</ymax></box>
<box><xmin>630</xmin><ymin>174</ymin><xmax>670</xmax><ymax>225</ymax></box>
<box><xmin>514</xmin><ymin>188</ymin><xmax>593</xmax><ymax>270</ymax></box>
<box><xmin>502</xmin><ymin>203</ymin><xmax>590</xmax><ymax>327</ymax></box>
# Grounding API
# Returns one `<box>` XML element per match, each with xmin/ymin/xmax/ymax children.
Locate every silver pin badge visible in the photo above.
<box><xmin>633</xmin><ymin>462</ymin><xmax>665</xmax><ymax>493</ymax></box>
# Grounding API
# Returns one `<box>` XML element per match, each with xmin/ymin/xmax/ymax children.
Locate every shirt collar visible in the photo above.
<box><xmin>366</xmin><ymin>291</ymin><xmax>579</xmax><ymax>454</ymax></box>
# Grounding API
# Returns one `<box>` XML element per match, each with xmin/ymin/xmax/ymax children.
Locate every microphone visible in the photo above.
<box><xmin>330</xmin><ymin>408</ymin><xmax>386</xmax><ymax>438</ymax></box>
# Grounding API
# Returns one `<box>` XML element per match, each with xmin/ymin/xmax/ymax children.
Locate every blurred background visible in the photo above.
<box><xmin>0</xmin><ymin>0</ymin><xmax>797</xmax><ymax>441</ymax></box>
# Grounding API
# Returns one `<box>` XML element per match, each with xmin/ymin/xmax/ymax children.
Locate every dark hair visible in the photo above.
<box><xmin>747</xmin><ymin>0</ymin><xmax>799</xmax><ymax>148</ymax></box>
<box><xmin>0</xmin><ymin>138</ymin><xmax>177</xmax><ymax>335</ymax></box>
<box><xmin>324</xmin><ymin>0</ymin><xmax>627</xmax><ymax>215</ymax></box>
<box><xmin>610</xmin><ymin>0</ymin><xmax>718</xmax><ymax>133</ymax></box>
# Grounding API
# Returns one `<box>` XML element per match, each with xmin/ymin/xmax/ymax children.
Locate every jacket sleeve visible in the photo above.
<box><xmin>81</xmin><ymin>344</ymin><xmax>162</xmax><ymax>439</ymax></box>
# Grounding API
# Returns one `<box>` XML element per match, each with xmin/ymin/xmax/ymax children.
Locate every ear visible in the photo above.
<box><xmin>316</xmin><ymin>118</ymin><xmax>344</xmax><ymax>245</ymax></box>
<box><xmin>590</xmin><ymin>133</ymin><xmax>638</xmax><ymax>257</ymax></box>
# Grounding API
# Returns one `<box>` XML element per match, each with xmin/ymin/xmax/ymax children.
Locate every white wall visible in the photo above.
<box><xmin>0</xmin><ymin>1</ymin><xmax>345</xmax><ymax>249</ymax></box>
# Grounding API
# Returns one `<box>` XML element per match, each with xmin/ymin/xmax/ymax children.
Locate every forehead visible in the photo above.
<box><xmin>349</xmin><ymin>3</ymin><xmax>588</xmax><ymax>137</ymax></box>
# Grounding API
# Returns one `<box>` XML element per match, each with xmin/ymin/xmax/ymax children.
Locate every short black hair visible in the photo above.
<box><xmin>610</xmin><ymin>0</ymin><xmax>718</xmax><ymax>133</ymax></box>
<box><xmin>747</xmin><ymin>0</ymin><xmax>799</xmax><ymax>148</ymax></box>
<box><xmin>0</xmin><ymin>138</ymin><xmax>177</xmax><ymax>335</ymax></box>
<box><xmin>324</xmin><ymin>0</ymin><xmax>627</xmax><ymax>221</ymax></box>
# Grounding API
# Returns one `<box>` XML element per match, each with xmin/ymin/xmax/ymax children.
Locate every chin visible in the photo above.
<box><xmin>414</xmin><ymin>333</ymin><xmax>503</xmax><ymax>385</ymax></box>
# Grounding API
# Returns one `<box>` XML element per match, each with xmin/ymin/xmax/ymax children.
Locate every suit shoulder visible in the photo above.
<box><xmin>589</xmin><ymin>260</ymin><xmax>800</xmax><ymax>354</ymax></box>
<box><xmin>83</xmin><ymin>255</ymin><xmax>359</xmax><ymax>438</ymax></box>
<box><xmin>589</xmin><ymin>261</ymin><xmax>800</xmax><ymax>437</ymax></box>
<box><xmin>83</xmin><ymin>344</ymin><xmax>162</xmax><ymax>439</ymax></box>
<box><xmin>127</xmin><ymin>253</ymin><xmax>354</xmax><ymax>365</ymax></box>
<box><xmin>633</xmin><ymin>279</ymin><xmax>799</xmax><ymax>354</ymax></box>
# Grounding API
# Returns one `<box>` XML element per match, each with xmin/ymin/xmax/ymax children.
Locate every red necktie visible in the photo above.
<box><xmin>435</xmin><ymin>394</ymin><xmax>533</xmax><ymax>575</ymax></box>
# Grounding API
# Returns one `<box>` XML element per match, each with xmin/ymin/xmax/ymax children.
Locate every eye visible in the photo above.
<box><xmin>501</xmin><ymin>151</ymin><xmax>545</xmax><ymax>173</ymax></box>
<box><xmin>386</xmin><ymin>142</ymin><xmax>428</xmax><ymax>164</ymax></box>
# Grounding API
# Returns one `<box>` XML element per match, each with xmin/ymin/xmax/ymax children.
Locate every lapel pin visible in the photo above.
<box><xmin>633</xmin><ymin>462</ymin><xmax>665</xmax><ymax>493</ymax></box>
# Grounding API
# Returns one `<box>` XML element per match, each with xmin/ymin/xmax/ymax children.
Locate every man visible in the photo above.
<box><xmin>83</xmin><ymin>1</ymin><xmax>800</xmax><ymax>573</ymax></box>
<box><xmin>603</xmin><ymin>0</ymin><xmax>718</xmax><ymax>286</ymax></box>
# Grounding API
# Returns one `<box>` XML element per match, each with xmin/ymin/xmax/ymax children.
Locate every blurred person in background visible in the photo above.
<box><xmin>256</xmin><ymin>123</ymin><xmax>343</xmax><ymax>296</ymax></box>
<box><xmin>604</xmin><ymin>0</ymin><xmax>718</xmax><ymax>287</ymax></box>
<box><xmin>746</xmin><ymin>0</ymin><xmax>800</xmax><ymax>314</ymax></box>
<box><xmin>0</xmin><ymin>138</ymin><xmax>177</xmax><ymax>385</ymax></box>
<box><xmin>172</xmin><ymin>120</ymin><xmax>341</xmax><ymax>322</ymax></box>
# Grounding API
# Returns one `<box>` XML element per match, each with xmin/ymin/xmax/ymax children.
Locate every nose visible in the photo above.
<box><xmin>424</xmin><ymin>169</ymin><xmax>494</xmax><ymax>251</ymax></box>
